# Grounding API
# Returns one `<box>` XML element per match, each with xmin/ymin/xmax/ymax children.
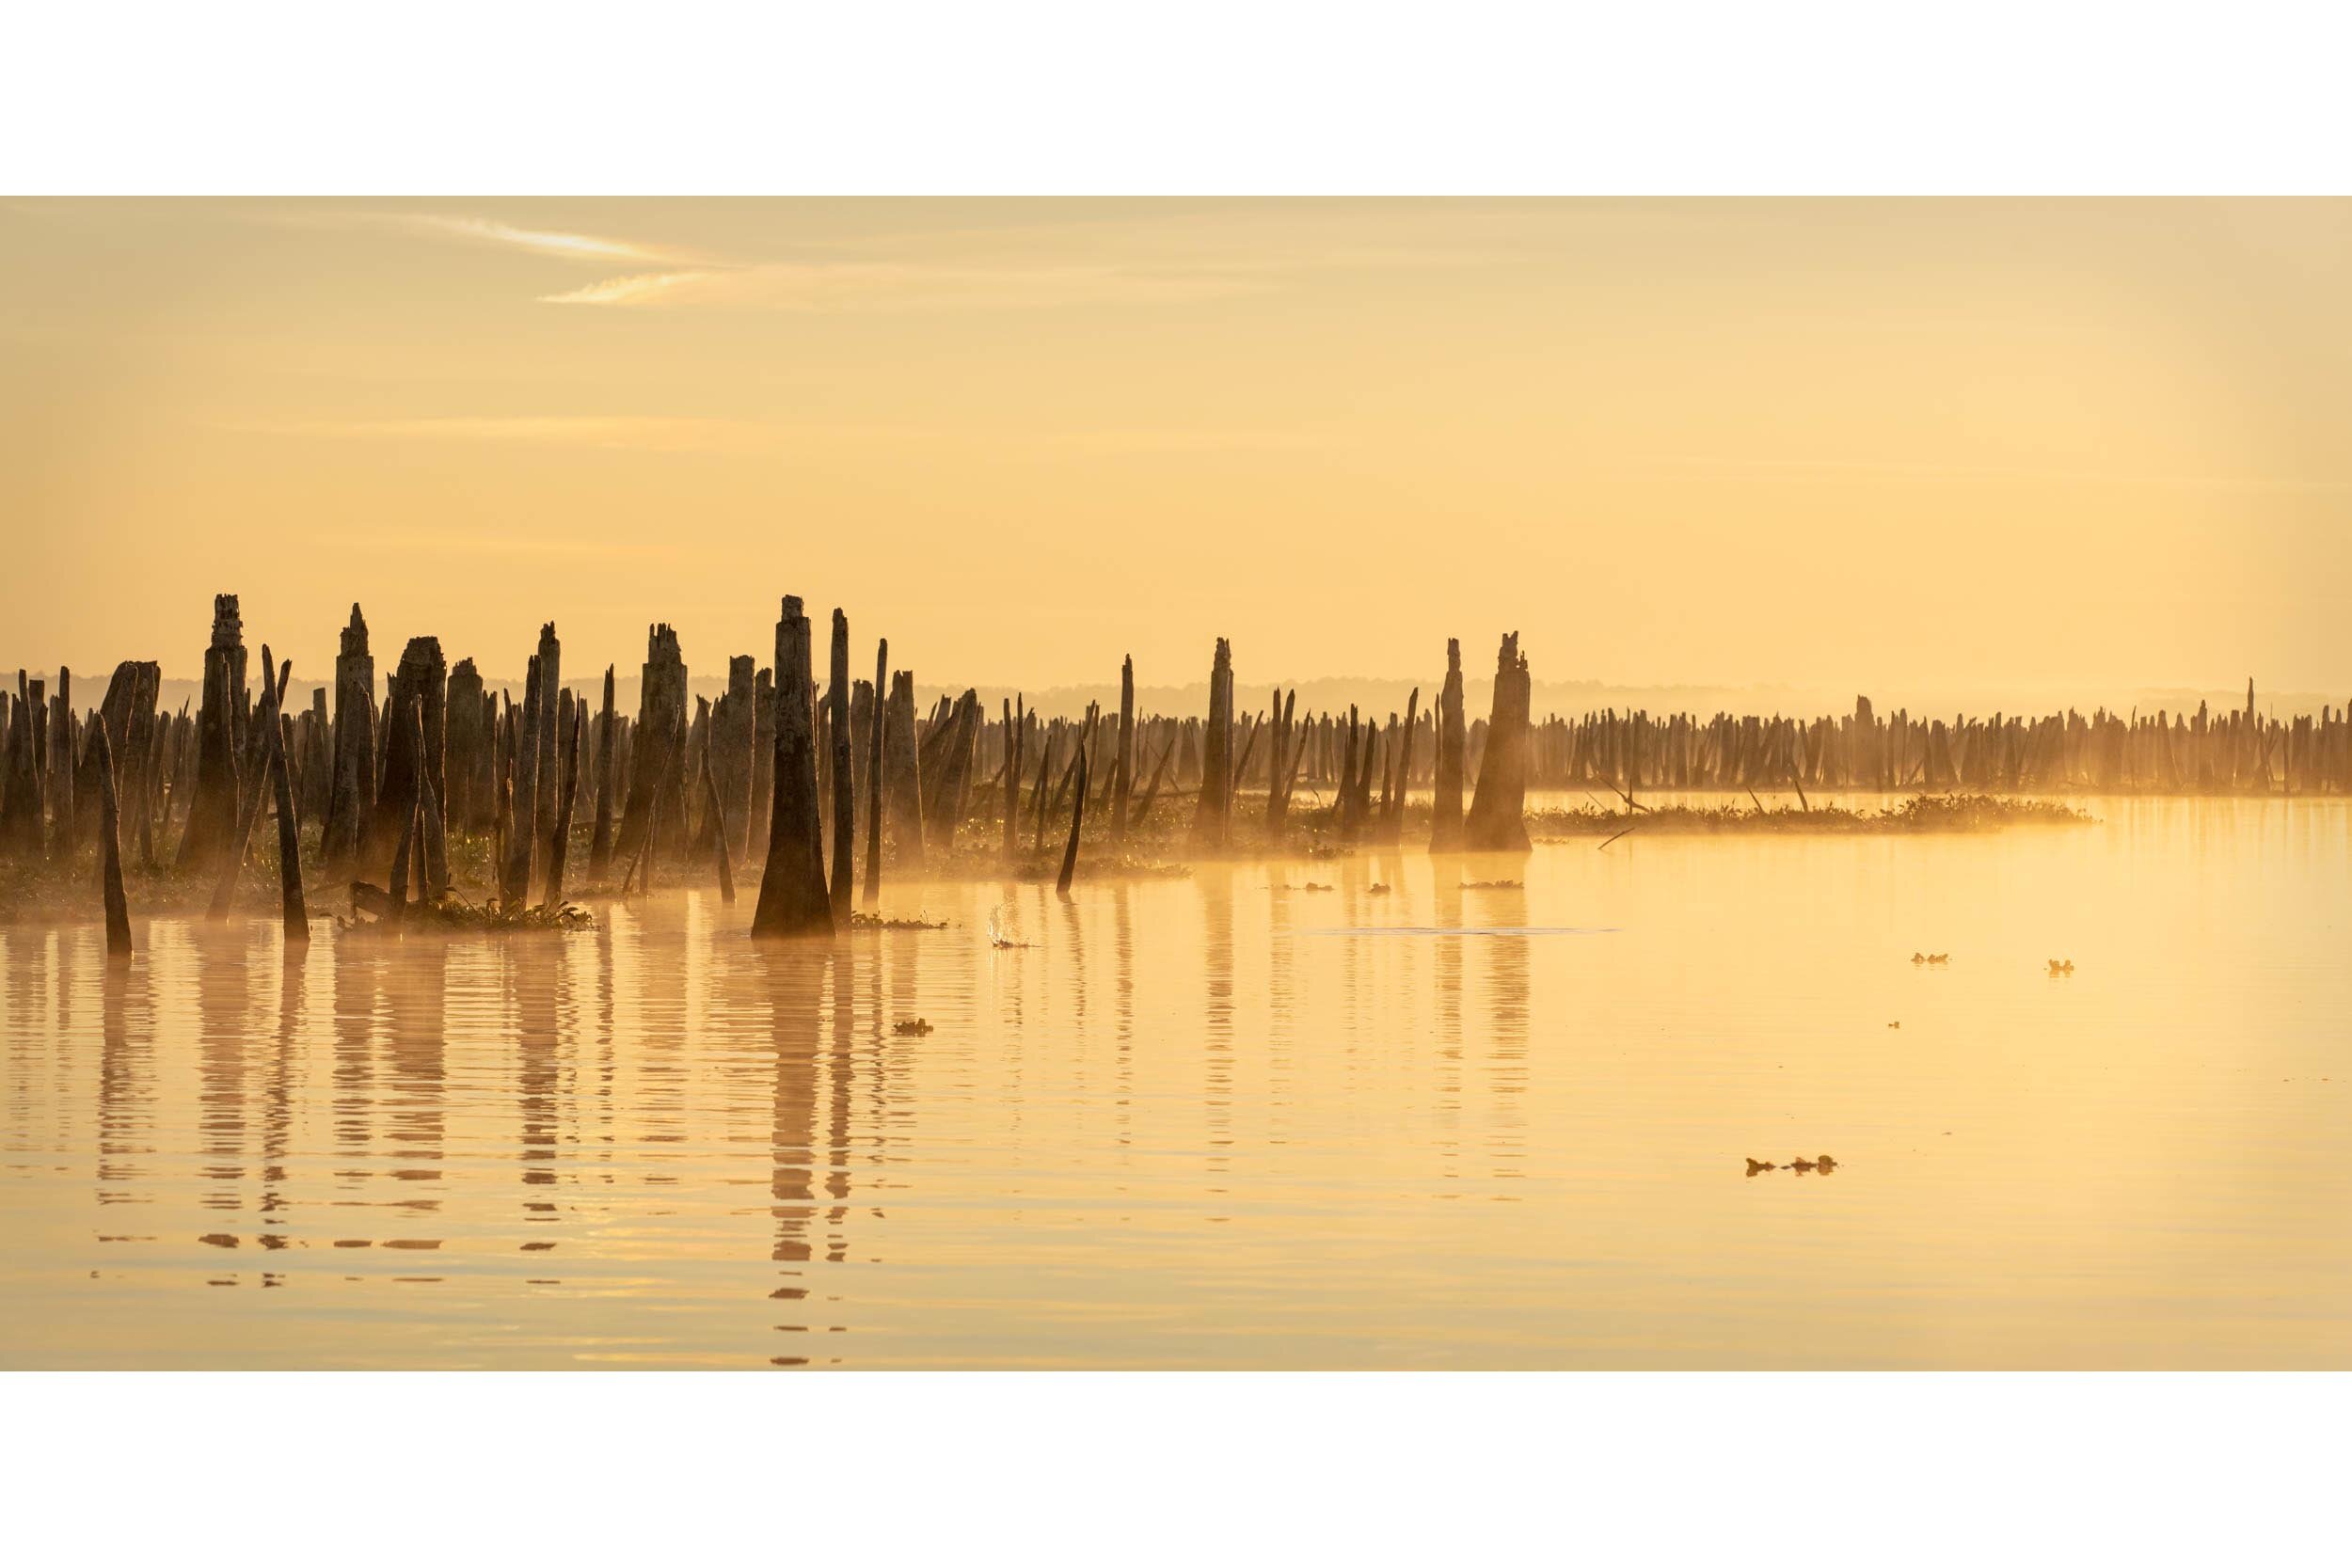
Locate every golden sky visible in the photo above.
<box><xmin>3</xmin><ymin>198</ymin><xmax>2346</xmax><ymax>701</ymax></box>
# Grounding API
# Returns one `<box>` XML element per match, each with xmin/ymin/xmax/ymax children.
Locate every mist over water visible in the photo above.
<box><xmin>4</xmin><ymin>795</ymin><xmax>2347</xmax><ymax>1369</ymax></box>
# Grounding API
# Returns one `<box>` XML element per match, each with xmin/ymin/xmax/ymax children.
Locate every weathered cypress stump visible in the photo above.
<box><xmin>827</xmin><ymin>610</ymin><xmax>854</xmax><ymax>920</ymax></box>
<box><xmin>748</xmin><ymin>666</ymin><xmax>776</xmax><ymax>863</ymax></box>
<box><xmin>588</xmin><ymin>665</ymin><xmax>617</xmax><ymax>882</ymax></box>
<box><xmin>206</xmin><ymin>650</ymin><xmax>290</xmax><ymax>920</ymax></box>
<box><xmin>612</xmin><ymin>625</ymin><xmax>688</xmax><ymax>881</ymax></box>
<box><xmin>1002</xmin><ymin>695</ymin><xmax>1025</xmax><ymax>862</ymax></box>
<box><xmin>699</xmin><ymin>739</ymin><xmax>736</xmax><ymax>906</ymax></box>
<box><xmin>47</xmin><ymin>668</ymin><xmax>76</xmax><ymax>854</ymax></box>
<box><xmin>502</xmin><ymin>652</ymin><xmax>543</xmax><ymax>905</ymax></box>
<box><xmin>1190</xmin><ymin>638</ymin><xmax>1233</xmax><ymax>849</ymax></box>
<box><xmin>1431</xmin><ymin>639</ymin><xmax>1466</xmax><ymax>849</ymax></box>
<box><xmin>547</xmin><ymin>705</ymin><xmax>582</xmax><ymax>907</ymax></box>
<box><xmin>444</xmin><ymin>657</ymin><xmax>485</xmax><ymax>832</ymax></box>
<box><xmin>1</xmin><ymin>673</ymin><xmax>45</xmax><ymax>859</ymax></box>
<box><xmin>882</xmin><ymin>670</ymin><xmax>925</xmax><ymax>873</ymax></box>
<box><xmin>175</xmin><ymin>594</ymin><xmax>247</xmax><ymax>872</ymax></box>
<box><xmin>319</xmin><ymin>604</ymin><xmax>375</xmax><ymax>865</ymax></box>
<box><xmin>1462</xmin><ymin>632</ymin><xmax>1532</xmax><ymax>851</ymax></box>
<box><xmin>1057</xmin><ymin>722</ymin><xmax>1090</xmax><ymax>895</ymax></box>
<box><xmin>1113</xmin><ymin>657</ymin><xmax>1136</xmax><ymax>840</ymax></box>
<box><xmin>752</xmin><ymin>596</ymin><xmax>834</xmax><ymax>939</ymax></box>
<box><xmin>863</xmin><ymin>639</ymin><xmax>886</xmax><ymax>903</ymax></box>
<box><xmin>371</xmin><ymin>636</ymin><xmax>447</xmax><ymax>890</ymax></box>
<box><xmin>532</xmin><ymin>623</ymin><xmax>562</xmax><ymax>872</ymax></box>
<box><xmin>267</xmin><ymin>678</ymin><xmax>308</xmax><ymax>945</ymax></box>
<box><xmin>91</xmin><ymin>721</ymin><xmax>132</xmax><ymax>957</ymax></box>
<box><xmin>713</xmin><ymin>654</ymin><xmax>755</xmax><ymax>863</ymax></box>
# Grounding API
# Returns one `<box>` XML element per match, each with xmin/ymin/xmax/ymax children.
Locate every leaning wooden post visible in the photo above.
<box><xmin>92</xmin><ymin>721</ymin><xmax>132</xmax><ymax>957</ymax></box>
<box><xmin>699</xmin><ymin>741</ymin><xmax>736</xmax><ymax>906</ymax></box>
<box><xmin>1114</xmin><ymin>657</ymin><xmax>1135</xmax><ymax>841</ymax></box>
<box><xmin>546</xmin><ymin>705</ymin><xmax>583</xmax><ymax>907</ymax></box>
<box><xmin>1057</xmin><ymin>730</ymin><xmax>1090</xmax><ymax>895</ymax></box>
<box><xmin>751</xmin><ymin>596</ymin><xmax>834</xmax><ymax>938</ymax></box>
<box><xmin>1001</xmin><ymin>695</ymin><xmax>1023</xmax><ymax>862</ymax></box>
<box><xmin>587</xmin><ymin>664</ymin><xmax>617</xmax><ymax>882</ymax></box>
<box><xmin>827</xmin><ymin>609</ymin><xmax>854</xmax><ymax>921</ymax></box>
<box><xmin>206</xmin><ymin>650</ymin><xmax>290</xmax><ymax>921</ymax></box>
<box><xmin>266</xmin><ymin>687</ymin><xmax>308</xmax><ymax>945</ymax></box>
<box><xmin>863</xmin><ymin>637</ymin><xmax>886</xmax><ymax>904</ymax></box>
<box><xmin>1431</xmin><ymin>639</ymin><xmax>1466</xmax><ymax>849</ymax></box>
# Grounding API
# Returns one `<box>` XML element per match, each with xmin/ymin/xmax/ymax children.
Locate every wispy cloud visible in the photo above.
<box><xmin>268</xmin><ymin>208</ymin><xmax>706</xmax><ymax>265</ymax></box>
<box><xmin>215</xmin><ymin>414</ymin><xmax>1332</xmax><ymax>458</ymax></box>
<box><xmin>218</xmin><ymin>415</ymin><xmax>771</xmax><ymax>453</ymax></box>
<box><xmin>539</xmin><ymin>261</ymin><xmax>1272</xmax><ymax>311</ymax></box>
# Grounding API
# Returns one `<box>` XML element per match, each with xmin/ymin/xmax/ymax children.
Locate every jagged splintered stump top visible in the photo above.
<box><xmin>752</xmin><ymin>596</ymin><xmax>833</xmax><ymax>939</ymax></box>
<box><xmin>1463</xmin><ymin>631</ymin><xmax>1533</xmax><ymax>851</ymax></box>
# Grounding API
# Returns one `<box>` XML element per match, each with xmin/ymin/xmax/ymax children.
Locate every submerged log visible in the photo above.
<box><xmin>751</xmin><ymin>596</ymin><xmax>834</xmax><ymax>939</ymax></box>
<box><xmin>91</xmin><ymin>721</ymin><xmax>132</xmax><ymax>957</ymax></box>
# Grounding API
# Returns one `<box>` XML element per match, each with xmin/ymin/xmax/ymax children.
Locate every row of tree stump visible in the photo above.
<box><xmin>10</xmin><ymin>590</ymin><xmax>2348</xmax><ymax>958</ymax></box>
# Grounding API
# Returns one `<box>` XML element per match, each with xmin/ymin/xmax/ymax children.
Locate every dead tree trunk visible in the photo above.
<box><xmin>827</xmin><ymin>609</ymin><xmax>853</xmax><ymax>921</ymax></box>
<box><xmin>612</xmin><ymin>625</ymin><xmax>687</xmax><ymax>879</ymax></box>
<box><xmin>502</xmin><ymin>653</ymin><xmax>543</xmax><ymax>905</ymax></box>
<box><xmin>1431</xmin><ymin>638</ymin><xmax>1467</xmax><ymax>849</ymax></box>
<box><xmin>752</xmin><ymin>596</ymin><xmax>834</xmax><ymax>938</ymax></box>
<box><xmin>700</xmin><ymin>739</ymin><xmax>736</xmax><ymax>906</ymax></box>
<box><xmin>532</xmin><ymin>623</ymin><xmax>561</xmax><ymax>875</ymax></box>
<box><xmin>91</xmin><ymin>721</ymin><xmax>132</xmax><ymax>956</ymax></box>
<box><xmin>1190</xmin><ymin>638</ymin><xmax>1233</xmax><ymax>849</ymax></box>
<box><xmin>1114</xmin><ymin>657</ymin><xmax>1136</xmax><ymax>841</ymax></box>
<box><xmin>1002</xmin><ymin>696</ymin><xmax>1024</xmax><ymax>862</ymax></box>
<box><xmin>268</xmin><ymin>681</ymin><xmax>308</xmax><ymax>944</ymax></box>
<box><xmin>319</xmin><ymin>603</ymin><xmax>373</xmax><ymax>865</ymax></box>
<box><xmin>1462</xmin><ymin>632</ymin><xmax>1533</xmax><ymax>851</ymax></box>
<box><xmin>547</xmin><ymin>704</ymin><xmax>582</xmax><ymax>907</ymax></box>
<box><xmin>176</xmin><ymin>594</ymin><xmax>247</xmax><ymax>872</ymax></box>
<box><xmin>863</xmin><ymin>638</ymin><xmax>886</xmax><ymax>904</ymax></box>
<box><xmin>206</xmin><ymin>649</ymin><xmax>289</xmax><ymax>920</ymax></box>
<box><xmin>881</xmin><ymin>670</ymin><xmax>925</xmax><ymax>873</ymax></box>
<box><xmin>1057</xmin><ymin>726</ymin><xmax>1090</xmax><ymax>895</ymax></box>
<box><xmin>588</xmin><ymin>664</ymin><xmax>617</xmax><ymax>882</ymax></box>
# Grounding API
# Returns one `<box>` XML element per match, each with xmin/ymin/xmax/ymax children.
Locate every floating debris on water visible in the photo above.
<box><xmin>850</xmin><ymin>910</ymin><xmax>948</xmax><ymax>931</ymax></box>
<box><xmin>891</xmin><ymin>1018</ymin><xmax>934</xmax><ymax>1037</ymax></box>
<box><xmin>2047</xmin><ymin>958</ymin><xmax>2076</xmax><ymax>975</ymax></box>
<box><xmin>1460</xmin><ymin>879</ymin><xmax>1522</xmax><ymax>889</ymax></box>
<box><xmin>1911</xmin><ymin>951</ymin><xmax>1949</xmax><ymax>965</ymax></box>
<box><xmin>1367</xmin><ymin>882</ymin><xmax>1392</xmax><ymax>895</ymax></box>
<box><xmin>1746</xmin><ymin>1154</ymin><xmax>1837</xmax><ymax>1176</ymax></box>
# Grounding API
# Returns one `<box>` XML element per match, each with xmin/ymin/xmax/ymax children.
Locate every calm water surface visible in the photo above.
<box><xmin>5</xmin><ymin>797</ymin><xmax>2347</xmax><ymax>1368</ymax></box>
